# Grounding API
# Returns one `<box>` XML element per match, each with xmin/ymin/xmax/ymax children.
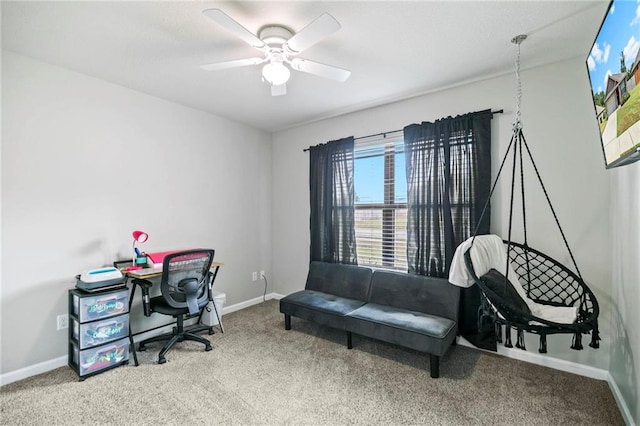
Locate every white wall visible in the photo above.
<box><xmin>1</xmin><ymin>50</ymin><xmax>272</xmax><ymax>375</ymax></box>
<box><xmin>271</xmin><ymin>57</ymin><xmax>612</xmax><ymax>371</ymax></box>
<box><xmin>610</xmin><ymin>163</ymin><xmax>640</xmax><ymax>424</ymax></box>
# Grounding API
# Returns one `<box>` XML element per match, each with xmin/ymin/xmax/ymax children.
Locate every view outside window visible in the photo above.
<box><xmin>354</xmin><ymin>136</ymin><xmax>408</xmax><ymax>271</ymax></box>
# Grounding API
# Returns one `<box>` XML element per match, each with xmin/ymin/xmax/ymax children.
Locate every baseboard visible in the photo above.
<box><xmin>606</xmin><ymin>372</ymin><xmax>636</xmax><ymax>426</ymax></box>
<box><xmin>457</xmin><ymin>337</ymin><xmax>608</xmax><ymax>380</ymax></box>
<box><xmin>221</xmin><ymin>292</ymin><xmax>282</xmax><ymax>314</ymax></box>
<box><xmin>1</xmin><ymin>355</ymin><xmax>68</xmax><ymax>386</ymax></box>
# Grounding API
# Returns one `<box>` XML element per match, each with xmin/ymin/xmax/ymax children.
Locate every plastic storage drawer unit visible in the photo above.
<box><xmin>73</xmin><ymin>313</ymin><xmax>129</xmax><ymax>349</ymax></box>
<box><xmin>68</xmin><ymin>287</ymin><xmax>130</xmax><ymax>380</ymax></box>
<box><xmin>71</xmin><ymin>337</ymin><xmax>130</xmax><ymax>376</ymax></box>
<box><xmin>72</xmin><ymin>289</ymin><xmax>129</xmax><ymax>322</ymax></box>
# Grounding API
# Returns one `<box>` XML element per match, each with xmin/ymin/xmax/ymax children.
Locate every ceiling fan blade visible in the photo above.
<box><xmin>202</xmin><ymin>9</ymin><xmax>265</xmax><ymax>49</ymax></box>
<box><xmin>284</xmin><ymin>13</ymin><xmax>340</xmax><ymax>54</ymax></box>
<box><xmin>289</xmin><ymin>58</ymin><xmax>351</xmax><ymax>82</ymax></box>
<box><xmin>271</xmin><ymin>83</ymin><xmax>287</xmax><ymax>96</ymax></box>
<box><xmin>200</xmin><ymin>57</ymin><xmax>266</xmax><ymax>71</ymax></box>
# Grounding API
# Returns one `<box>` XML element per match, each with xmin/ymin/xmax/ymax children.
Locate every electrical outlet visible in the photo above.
<box><xmin>252</xmin><ymin>271</ymin><xmax>258</xmax><ymax>281</ymax></box>
<box><xmin>260</xmin><ymin>270</ymin><xmax>265</xmax><ymax>280</ymax></box>
<box><xmin>57</xmin><ymin>314</ymin><xmax>68</xmax><ymax>331</ymax></box>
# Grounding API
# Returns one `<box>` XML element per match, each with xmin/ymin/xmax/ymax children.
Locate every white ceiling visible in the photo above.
<box><xmin>1</xmin><ymin>1</ymin><xmax>610</xmax><ymax>133</ymax></box>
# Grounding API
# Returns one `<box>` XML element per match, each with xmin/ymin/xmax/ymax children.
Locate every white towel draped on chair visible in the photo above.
<box><xmin>449</xmin><ymin>235</ymin><xmax>578</xmax><ymax>324</ymax></box>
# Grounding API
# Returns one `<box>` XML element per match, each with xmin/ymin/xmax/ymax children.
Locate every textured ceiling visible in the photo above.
<box><xmin>1</xmin><ymin>1</ymin><xmax>610</xmax><ymax>132</ymax></box>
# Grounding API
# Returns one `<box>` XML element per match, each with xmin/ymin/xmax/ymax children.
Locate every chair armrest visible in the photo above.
<box><xmin>133</xmin><ymin>278</ymin><xmax>153</xmax><ymax>316</ymax></box>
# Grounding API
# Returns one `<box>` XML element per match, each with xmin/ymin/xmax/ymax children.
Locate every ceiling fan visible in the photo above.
<box><xmin>200</xmin><ymin>9</ymin><xmax>351</xmax><ymax>96</ymax></box>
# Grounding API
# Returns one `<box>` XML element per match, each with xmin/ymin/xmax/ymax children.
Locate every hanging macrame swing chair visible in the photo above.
<box><xmin>462</xmin><ymin>35</ymin><xmax>600</xmax><ymax>353</ymax></box>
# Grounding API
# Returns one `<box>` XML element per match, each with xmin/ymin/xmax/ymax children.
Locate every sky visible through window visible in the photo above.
<box><xmin>588</xmin><ymin>0</ymin><xmax>638</xmax><ymax>94</ymax></box>
<box><xmin>354</xmin><ymin>153</ymin><xmax>407</xmax><ymax>204</ymax></box>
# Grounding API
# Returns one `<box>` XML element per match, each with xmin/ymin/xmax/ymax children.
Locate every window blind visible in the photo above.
<box><xmin>354</xmin><ymin>132</ymin><xmax>408</xmax><ymax>271</ymax></box>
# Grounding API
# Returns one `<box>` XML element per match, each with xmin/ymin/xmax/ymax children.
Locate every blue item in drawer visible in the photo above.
<box><xmin>73</xmin><ymin>338</ymin><xmax>129</xmax><ymax>376</ymax></box>
<box><xmin>73</xmin><ymin>289</ymin><xmax>129</xmax><ymax>322</ymax></box>
<box><xmin>73</xmin><ymin>313</ymin><xmax>129</xmax><ymax>349</ymax></box>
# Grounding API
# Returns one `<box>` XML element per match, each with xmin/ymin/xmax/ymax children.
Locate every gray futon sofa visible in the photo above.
<box><xmin>279</xmin><ymin>262</ymin><xmax>460</xmax><ymax>378</ymax></box>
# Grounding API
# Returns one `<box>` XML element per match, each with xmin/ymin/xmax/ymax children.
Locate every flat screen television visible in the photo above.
<box><xmin>587</xmin><ymin>0</ymin><xmax>640</xmax><ymax>168</ymax></box>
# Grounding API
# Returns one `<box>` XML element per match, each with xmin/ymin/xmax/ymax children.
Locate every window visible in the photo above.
<box><xmin>354</xmin><ymin>132</ymin><xmax>407</xmax><ymax>271</ymax></box>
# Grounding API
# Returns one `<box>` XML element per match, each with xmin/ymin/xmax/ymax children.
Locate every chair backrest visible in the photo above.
<box><xmin>160</xmin><ymin>249</ymin><xmax>215</xmax><ymax>316</ymax></box>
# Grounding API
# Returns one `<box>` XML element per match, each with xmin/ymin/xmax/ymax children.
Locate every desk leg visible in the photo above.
<box><xmin>211</xmin><ymin>296</ymin><xmax>224</xmax><ymax>334</ymax></box>
<box><xmin>127</xmin><ymin>280</ymin><xmax>139</xmax><ymax>367</ymax></box>
<box><xmin>193</xmin><ymin>265</ymin><xmax>223</xmax><ymax>334</ymax></box>
<box><xmin>209</xmin><ymin>265</ymin><xmax>224</xmax><ymax>334</ymax></box>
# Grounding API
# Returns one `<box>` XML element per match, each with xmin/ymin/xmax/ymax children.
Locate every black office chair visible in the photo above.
<box><xmin>137</xmin><ymin>249</ymin><xmax>215</xmax><ymax>364</ymax></box>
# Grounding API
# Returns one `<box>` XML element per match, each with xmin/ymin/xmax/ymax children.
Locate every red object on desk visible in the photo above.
<box><xmin>145</xmin><ymin>250</ymin><xmax>195</xmax><ymax>266</ymax></box>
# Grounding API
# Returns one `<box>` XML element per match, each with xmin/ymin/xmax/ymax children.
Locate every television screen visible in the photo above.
<box><xmin>587</xmin><ymin>0</ymin><xmax>640</xmax><ymax>168</ymax></box>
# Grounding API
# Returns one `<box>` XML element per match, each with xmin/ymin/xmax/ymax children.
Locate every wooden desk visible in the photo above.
<box><xmin>127</xmin><ymin>262</ymin><xmax>224</xmax><ymax>279</ymax></box>
<box><xmin>126</xmin><ymin>262</ymin><xmax>224</xmax><ymax>366</ymax></box>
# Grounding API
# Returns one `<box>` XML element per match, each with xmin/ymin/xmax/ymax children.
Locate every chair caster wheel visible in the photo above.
<box><xmin>208</xmin><ymin>328</ymin><xmax>215</xmax><ymax>335</ymax></box>
<box><xmin>205</xmin><ymin>345</ymin><xmax>213</xmax><ymax>351</ymax></box>
<box><xmin>138</xmin><ymin>345</ymin><xmax>147</xmax><ymax>352</ymax></box>
<box><xmin>158</xmin><ymin>357</ymin><xmax>167</xmax><ymax>364</ymax></box>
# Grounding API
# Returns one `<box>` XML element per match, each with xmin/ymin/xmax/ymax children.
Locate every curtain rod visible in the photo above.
<box><xmin>303</xmin><ymin>109</ymin><xmax>503</xmax><ymax>152</ymax></box>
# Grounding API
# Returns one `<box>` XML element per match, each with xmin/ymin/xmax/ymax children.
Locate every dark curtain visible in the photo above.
<box><xmin>309</xmin><ymin>137</ymin><xmax>358</xmax><ymax>265</ymax></box>
<box><xmin>403</xmin><ymin>109</ymin><xmax>494</xmax><ymax>349</ymax></box>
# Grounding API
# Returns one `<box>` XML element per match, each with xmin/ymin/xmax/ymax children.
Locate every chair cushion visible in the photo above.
<box><xmin>480</xmin><ymin>268</ymin><xmax>531</xmax><ymax>314</ymax></box>
<box><xmin>150</xmin><ymin>295</ymin><xmax>206</xmax><ymax>316</ymax></box>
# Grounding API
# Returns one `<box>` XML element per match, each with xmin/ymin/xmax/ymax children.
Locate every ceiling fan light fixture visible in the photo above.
<box><xmin>203</xmin><ymin>9</ymin><xmax>350</xmax><ymax>94</ymax></box>
<box><xmin>262</xmin><ymin>61</ymin><xmax>290</xmax><ymax>86</ymax></box>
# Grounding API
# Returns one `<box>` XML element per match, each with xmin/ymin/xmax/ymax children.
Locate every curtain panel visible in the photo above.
<box><xmin>403</xmin><ymin>109</ymin><xmax>492</xmax><ymax>276</ymax></box>
<box><xmin>404</xmin><ymin>109</ymin><xmax>494</xmax><ymax>349</ymax></box>
<box><xmin>309</xmin><ymin>137</ymin><xmax>358</xmax><ymax>265</ymax></box>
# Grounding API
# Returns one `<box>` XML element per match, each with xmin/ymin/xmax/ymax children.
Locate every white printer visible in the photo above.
<box><xmin>76</xmin><ymin>267</ymin><xmax>125</xmax><ymax>292</ymax></box>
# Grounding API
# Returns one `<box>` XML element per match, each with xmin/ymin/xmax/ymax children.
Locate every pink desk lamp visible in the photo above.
<box><xmin>132</xmin><ymin>230</ymin><xmax>149</xmax><ymax>268</ymax></box>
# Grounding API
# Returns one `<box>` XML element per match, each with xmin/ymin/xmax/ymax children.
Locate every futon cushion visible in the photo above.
<box><xmin>348</xmin><ymin>304</ymin><xmax>455</xmax><ymax>338</ymax></box>
<box><xmin>369</xmin><ymin>271</ymin><xmax>460</xmax><ymax>321</ymax></box>
<box><xmin>346</xmin><ymin>303</ymin><xmax>457</xmax><ymax>355</ymax></box>
<box><xmin>305</xmin><ymin>262</ymin><xmax>372</xmax><ymax>301</ymax></box>
<box><xmin>279</xmin><ymin>290</ymin><xmax>367</xmax><ymax>330</ymax></box>
<box><xmin>280</xmin><ymin>290</ymin><xmax>366</xmax><ymax>316</ymax></box>
<box><xmin>480</xmin><ymin>269</ymin><xmax>531</xmax><ymax>315</ymax></box>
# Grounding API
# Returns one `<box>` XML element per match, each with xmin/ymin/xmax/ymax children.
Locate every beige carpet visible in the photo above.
<box><xmin>0</xmin><ymin>300</ymin><xmax>623</xmax><ymax>425</ymax></box>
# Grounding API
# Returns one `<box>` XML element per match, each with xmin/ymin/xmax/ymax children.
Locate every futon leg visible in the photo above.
<box><xmin>430</xmin><ymin>354</ymin><xmax>440</xmax><ymax>378</ymax></box>
<box><xmin>347</xmin><ymin>331</ymin><xmax>352</xmax><ymax>349</ymax></box>
<box><xmin>284</xmin><ymin>314</ymin><xmax>291</xmax><ymax>330</ymax></box>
